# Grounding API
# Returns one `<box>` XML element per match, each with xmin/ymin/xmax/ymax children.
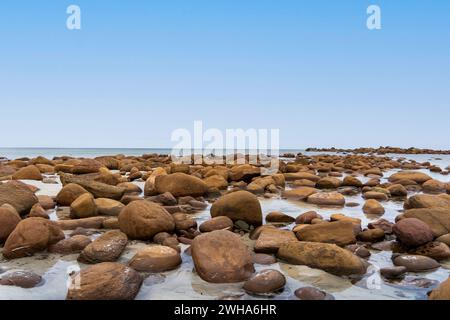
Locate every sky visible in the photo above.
<box><xmin>0</xmin><ymin>0</ymin><xmax>449</xmax><ymax>149</ymax></box>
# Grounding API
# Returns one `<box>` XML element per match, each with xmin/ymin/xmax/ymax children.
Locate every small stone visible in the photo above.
<box><xmin>294</xmin><ymin>287</ymin><xmax>335</xmax><ymax>300</ymax></box>
<box><xmin>243</xmin><ymin>269</ymin><xmax>286</xmax><ymax>295</ymax></box>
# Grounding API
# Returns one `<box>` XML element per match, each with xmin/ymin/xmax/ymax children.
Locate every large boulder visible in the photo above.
<box><xmin>0</xmin><ymin>205</ymin><xmax>21</xmax><ymax>243</ymax></box>
<box><xmin>12</xmin><ymin>165</ymin><xmax>43</xmax><ymax>181</ymax></box>
<box><xmin>3</xmin><ymin>218</ymin><xmax>65</xmax><ymax>259</ymax></box>
<box><xmin>429</xmin><ymin>277</ymin><xmax>450</xmax><ymax>300</ymax></box>
<box><xmin>229</xmin><ymin>164</ymin><xmax>260</xmax><ymax>182</ymax></box>
<box><xmin>423</xmin><ymin>179</ymin><xmax>447</xmax><ymax>194</ymax></box>
<box><xmin>203</xmin><ymin>175</ymin><xmax>228</xmax><ymax>190</ymax></box>
<box><xmin>70</xmin><ymin>159</ymin><xmax>105</xmax><ymax>174</ymax></box>
<box><xmin>254</xmin><ymin>228</ymin><xmax>298</xmax><ymax>253</ymax></box>
<box><xmin>0</xmin><ymin>181</ymin><xmax>38</xmax><ymax>215</ymax></box>
<box><xmin>144</xmin><ymin>167</ymin><xmax>167</xmax><ymax>196</ymax></box>
<box><xmin>94</xmin><ymin>198</ymin><xmax>124</xmax><ymax>216</ymax></box>
<box><xmin>66</xmin><ymin>262</ymin><xmax>142</xmax><ymax>300</ymax></box>
<box><xmin>128</xmin><ymin>245</ymin><xmax>182</xmax><ymax>272</ymax></box>
<box><xmin>404</xmin><ymin>208</ymin><xmax>450</xmax><ymax>237</ymax></box>
<box><xmin>210</xmin><ymin>190</ymin><xmax>262</xmax><ymax>226</ymax></box>
<box><xmin>307</xmin><ymin>192</ymin><xmax>345</xmax><ymax>206</ymax></box>
<box><xmin>295</xmin><ymin>221</ymin><xmax>356</xmax><ymax>246</ymax></box>
<box><xmin>316</xmin><ymin>177</ymin><xmax>341</xmax><ymax>189</ymax></box>
<box><xmin>70</xmin><ymin>193</ymin><xmax>97</xmax><ymax>219</ymax></box>
<box><xmin>191</xmin><ymin>230</ymin><xmax>255</xmax><ymax>283</ymax></box>
<box><xmin>60</xmin><ymin>173</ymin><xmax>126</xmax><ymax>200</ymax></box>
<box><xmin>393</xmin><ymin>218</ymin><xmax>435</xmax><ymax>247</ymax></box>
<box><xmin>56</xmin><ymin>183</ymin><xmax>89</xmax><ymax>206</ymax></box>
<box><xmin>388</xmin><ymin>171</ymin><xmax>432</xmax><ymax>184</ymax></box>
<box><xmin>155</xmin><ymin>173</ymin><xmax>208</xmax><ymax>197</ymax></box>
<box><xmin>118</xmin><ymin>200</ymin><xmax>175</xmax><ymax>240</ymax></box>
<box><xmin>393</xmin><ymin>254</ymin><xmax>440</xmax><ymax>272</ymax></box>
<box><xmin>78</xmin><ymin>230</ymin><xmax>128</xmax><ymax>264</ymax></box>
<box><xmin>277</xmin><ymin>241</ymin><xmax>367</xmax><ymax>276</ymax></box>
<box><xmin>404</xmin><ymin>194</ymin><xmax>450</xmax><ymax>210</ymax></box>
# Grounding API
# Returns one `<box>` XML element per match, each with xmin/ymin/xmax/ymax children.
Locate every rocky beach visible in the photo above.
<box><xmin>0</xmin><ymin>150</ymin><xmax>449</xmax><ymax>300</ymax></box>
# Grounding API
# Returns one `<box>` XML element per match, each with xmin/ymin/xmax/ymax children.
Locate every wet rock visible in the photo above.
<box><xmin>155</xmin><ymin>172</ymin><xmax>208</xmax><ymax>197</ymax></box>
<box><xmin>254</xmin><ymin>228</ymin><xmax>298</xmax><ymax>254</ymax></box>
<box><xmin>78</xmin><ymin>230</ymin><xmax>128</xmax><ymax>264</ymax></box>
<box><xmin>0</xmin><ymin>271</ymin><xmax>42</xmax><ymax>288</ymax></box>
<box><xmin>292</xmin><ymin>179</ymin><xmax>316</xmax><ymax>187</ymax></box>
<box><xmin>282</xmin><ymin>187</ymin><xmax>318</xmax><ymax>201</ymax></box>
<box><xmin>403</xmin><ymin>208</ymin><xmax>450</xmax><ymax>237</ymax></box>
<box><xmin>103</xmin><ymin>217</ymin><xmax>119</xmax><ymax>229</ymax></box>
<box><xmin>380</xmin><ymin>266</ymin><xmax>407</xmax><ymax>279</ymax></box>
<box><xmin>368</xmin><ymin>219</ymin><xmax>394</xmax><ymax>234</ymax></box>
<box><xmin>229</xmin><ymin>164</ymin><xmax>260</xmax><ymax>182</ymax></box>
<box><xmin>12</xmin><ymin>165</ymin><xmax>43</xmax><ymax>181</ymax></box>
<box><xmin>56</xmin><ymin>183</ymin><xmax>89</xmax><ymax>206</ymax></box>
<box><xmin>429</xmin><ymin>277</ymin><xmax>450</xmax><ymax>300</ymax></box>
<box><xmin>3</xmin><ymin>218</ymin><xmax>64</xmax><ymax>259</ymax></box>
<box><xmin>295</xmin><ymin>211</ymin><xmax>322</xmax><ymax>224</ymax></box>
<box><xmin>203</xmin><ymin>175</ymin><xmax>228</xmax><ymax>190</ymax></box>
<box><xmin>393</xmin><ymin>218</ymin><xmax>434</xmax><ymax>247</ymax></box>
<box><xmin>143</xmin><ymin>167</ymin><xmax>167</xmax><ymax>196</ymax></box>
<box><xmin>29</xmin><ymin>203</ymin><xmax>49</xmax><ymax>219</ymax></box>
<box><xmin>118</xmin><ymin>200</ymin><xmax>175</xmax><ymax>240</ymax></box>
<box><xmin>66</xmin><ymin>262</ymin><xmax>142</xmax><ymax>300</ymax></box>
<box><xmin>0</xmin><ymin>181</ymin><xmax>39</xmax><ymax>215</ymax></box>
<box><xmin>147</xmin><ymin>192</ymin><xmax>177</xmax><ymax>206</ymax></box>
<box><xmin>404</xmin><ymin>194</ymin><xmax>450</xmax><ymax>210</ymax></box>
<box><xmin>69</xmin><ymin>227</ymin><xmax>97</xmax><ymax>237</ymax></box>
<box><xmin>243</xmin><ymin>269</ymin><xmax>286</xmax><ymax>295</ymax></box>
<box><xmin>357</xmin><ymin>228</ymin><xmax>385</xmax><ymax>243</ymax></box>
<box><xmin>346</xmin><ymin>202</ymin><xmax>360</xmax><ymax>207</ymax></box>
<box><xmin>436</xmin><ymin>233</ymin><xmax>450</xmax><ymax>246</ymax></box>
<box><xmin>387</xmin><ymin>184</ymin><xmax>408</xmax><ymax>197</ymax></box>
<box><xmin>94</xmin><ymin>198</ymin><xmax>124</xmax><ymax>216</ymax></box>
<box><xmin>210</xmin><ymin>190</ymin><xmax>262</xmax><ymax>226</ymax></box>
<box><xmin>49</xmin><ymin>235</ymin><xmax>92</xmax><ymax>254</ymax></box>
<box><xmin>410</xmin><ymin>242</ymin><xmax>450</xmax><ymax>261</ymax></box>
<box><xmin>277</xmin><ymin>241</ymin><xmax>367</xmax><ymax>276</ymax></box>
<box><xmin>253</xmin><ymin>253</ymin><xmax>277</xmax><ymax>265</ymax></box>
<box><xmin>363</xmin><ymin>191</ymin><xmax>389</xmax><ymax>201</ymax></box>
<box><xmin>294</xmin><ymin>287</ymin><xmax>335</xmax><ymax>300</ymax></box>
<box><xmin>295</xmin><ymin>221</ymin><xmax>356</xmax><ymax>246</ymax></box>
<box><xmin>371</xmin><ymin>241</ymin><xmax>394</xmax><ymax>251</ymax></box>
<box><xmin>345</xmin><ymin>244</ymin><xmax>371</xmax><ymax>258</ymax></box>
<box><xmin>266</xmin><ymin>211</ymin><xmax>295</xmax><ymax>224</ymax></box>
<box><xmin>117</xmin><ymin>182</ymin><xmax>142</xmax><ymax>194</ymax></box>
<box><xmin>71</xmin><ymin>159</ymin><xmax>105</xmax><ymax>174</ymax></box>
<box><xmin>70</xmin><ymin>193</ymin><xmax>97</xmax><ymax>219</ymax></box>
<box><xmin>342</xmin><ymin>176</ymin><xmax>363</xmax><ymax>188</ymax></box>
<box><xmin>173</xmin><ymin>212</ymin><xmax>197</xmax><ymax>231</ymax></box>
<box><xmin>128</xmin><ymin>245</ymin><xmax>182</xmax><ymax>272</ymax></box>
<box><xmin>0</xmin><ymin>205</ymin><xmax>21</xmax><ymax>243</ymax></box>
<box><xmin>57</xmin><ymin>216</ymin><xmax>109</xmax><ymax>230</ymax></box>
<box><xmin>60</xmin><ymin>173</ymin><xmax>126</xmax><ymax>200</ymax></box>
<box><xmin>363</xmin><ymin>199</ymin><xmax>385</xmax><ymax>215</ymax></box>
<box><xmin>191</xmin><ymin>230</ymin><xmax>255</xmax><ymax>283</ymax></box>
<box><xmin>199</xmin><ymin>216</ymin><xmax>234</xmax><ymax>233</ymax></box>
<box><xmin>388</xmin><ymin>171</ymin><xmax>432</xmax><ymax>184</ymax></box>
<box><xmin>307</xmin><ymin>192</ymin><xmax>345</xmax><ymax>206</ymax></box>
<box><xmin>422</xmin><ymin>179</ymin><xmax>446</xmax><ymax>194</ymax></box>
<box><xmin>393</xmin><ymin>254</ymin><xmax>440</xmax><ymax>272</ymax></box>
<box><xmin>283</xmin><ymin>172</ymin><xmax>320</xmax><ymax>182</ymax></box>
<box><xmin>37</xmin><ymin>195</ymin><xmax>56</xmax><ymax>210</ymax></box>
<box><xmin>316</xmin><ymin>177</ymin><xmax>341</xmax><ymax>189</ymax></box>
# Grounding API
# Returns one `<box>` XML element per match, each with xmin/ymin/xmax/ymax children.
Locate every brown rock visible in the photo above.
<box><xmin>294</xmin><ymin>287</ymin><xmax>335</xmax><ymax>300</ymax></box>
<box><xmin>307</xmin><ymin>192</ymin><xmax>345</xmax><ymax>206</ymax></box>
<box><xmin>128</xmin><ymin>245</ymin><xmax>182</xmax><ymax>272</ymax></box>
<box><xmin>363</xmin><ymin>199</ymin><xmax>385</xmax><ymax>215</ymax></box>
<box><xmin>342</xmin><ymin>176</ymin><xmax>363</xmax><ymax>188</ymax></box>
<box><xmin>155</xmin><ymin>173</ymin><xmax>208</xmax><ymax>197</ymax></box>
<box><xmin>388</xmin><ymin>171</ymin><xmax>432</xmax><ymax>184</ymax></box>
<box><xmin>57</xmin><ymin>216</ymin><xmax>109</xmax><ymax>230</ymax></box>
<box><xmin>37</xmin><ymin>195</ymin><xmax>56</xmax><ymax>210</ymax></box>
<box><xmin>393</xmin><ymin>218</ymin><xmax>434</xmax><ymax>247</ymax></box>
<box><xmin>295</xmin><ymin>221</ymin><xmax>356</xmax><ymax>246</ymax></box>
<box><xmin>368</xmin><ymin>219</ymin><xmax>394</xmax><ymax>234</ymax></box>
<box><xmin>203</xmin><ymin>175</ymin><xmax>228</xmax><ymax>190</ymax></box>
<box><xmin>404</xmin><ymin>208</ymin><xmax>450</xmax><ymax>237</ymax></box>
<box><xmin>393</xmin><ymin>254</ymin><xmax>439</xmax><ymax>272</ymax></box>
<box><xmin>316</xmin><ymin>177</ymin><xmax>341</xmax><ymax>189</ymax></box>
<box><xmin>0</xmin><ymin>205</ymin><xmax>21</xmax><ymax>243</ymax></box>
<box><xmin>78</xmin><ymin>230</ymin><xmax>128</xmax><ymax>264</ymax></box>
<box><xmin>191</xmin><ymin>230</ymin><xmax>255</xmax><ymax>283</ymax></box>
<box><xmin>0</xmin><ymin>181</ymin><xmax>39</xmax><ymax>215</ymax></box>
<box><xmin>95</xmin><ymin>198</ymin><xmax>124</xmax><ymax>216</ymax></box>
<box><xmin>429</xmin><ymin>277</ymin><xmax>450</xmax><ymax>300</ymax></box>
<box><xmin>436</xmin><ymin>233</ymin><xmax>450</xmax><ymax>246</ymax></box>
<box><xmin>0</xmin><ymin>271</ymin><xmax>42</xmax><ymax>288</ymax></box>
<box><xmin>422</xmin><ymin>179</ymin><xmax>446</xmax><ymax>194</ymax></box>
<box><xmin>229</xmin><ymin>164</ymin><xmax>260</xmax><ymax>182</ymax></box>
<box><xmin>404</xmin><ymin>194</ymin><xmax>450</xmax><ymax>210</ymax></box>
<box><xmin>70</xmin><ymin>193</ymin><xmax>97</xmax><ymax>219</ymax></box>
<box><xmin>199</xmin><ymin>216</ymin><xmax>234</xmax><ymax>233</ymax></box>
<box><xmin>29</xmin><ymin>203</ymin><xmax>49</xmax><ymax>219</ymax></box>
<box><xmin>66</xmin><ymin>262</ymin><xmax>142</xmax><ymax>300</ymax></box>
<box><xmin>49</xmin><ymin>235</ymin><xmax>92</xmax><ymax>254</ymax></box>
<box><xmin>253</xmin><ymin>253</ymin><xmax>277</xmax><ymax>265</ymax></box>
<box><xmin>254</xmin><ymin>228</ymin><xmax>298</xmax><ymax>254</ymax></box>
<box><xmin>357</xmin><ymin>228</ymin><xmax>385</xmax><ymax>243</ymax></box>
<box><xmin>60</xmin><ymin>173</ymin><xmax>126</xmax><ymax>200</ymax></box>
<box><xmin>387</xmin><ymin>184</ymin><xmax>408</xmax><ymax>197</ymax></box>
<box><xmin>12</xmin><ymin>165</ymin><xmax>43</xmax><ymax>180</ymax></box>
<box><xmin>118</xmin><ymin>200</ymin><xmax>175</xmax><ymax>240</ymax></box>
<box><xmin>243</xmin><ymin>269</ymin><xmax>286</xmax><ymax>295</ymax></box>
<box><xmin>295</xmin><ymin>211</ymin><xmax>322</xmax><ymax>224</ymax></box>
<box><xmin>56</xmin><ymin>183</ymin><xmax>89</xmax><ymax>206</ymax></box>
<box><xmin>282</xmin><ymin>187</ymin><xmax>318</xmax><ymax>201</ymax></box>
<box><xmin>265</xmin><ymin>211</ymin><xmax>295</xmax><ymax>224</ymax></box>
<box><xmin>410</xmin><ymin>242</ymin><xmax>450</xmax><ymax>261</ymax></box>
<box><xmin>3</xmin><ymin>218</ymin><xmax>64</xmax><ymax>259</ymax></box>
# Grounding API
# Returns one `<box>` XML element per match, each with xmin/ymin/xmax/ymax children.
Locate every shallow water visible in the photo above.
<box><xmin>0</xmin><ymin>153</ymin><xmax>449</xmax><ymax>300</ymax></box>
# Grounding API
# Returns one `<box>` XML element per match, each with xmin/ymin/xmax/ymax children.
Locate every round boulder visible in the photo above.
<box><xmin>128</xmin><ymin>245</ymin><xmax>182</xmax><ymax>272</ymax></box>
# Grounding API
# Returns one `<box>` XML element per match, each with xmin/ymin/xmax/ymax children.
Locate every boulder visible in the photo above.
<box><xmin>243</xmin><ymin>269</ymin><xmax>286</xmax><ymax>295</ymax></box>
<box><xmin>70</xmin><ymin>193</ymin><xmax>97</xmax><ymax>219</ymax></box>
<box><xmin>229</xmin><ymin>164</ymin><xmax>260</xmax><ymax>182</ymax></box>
<box><xmin>118</xmin><ymin>200</ymin><xmax>175</xmax><ymax>240</ymax></box>
<box><xmin>199</xmin><ymin>216</ymin><xmax>234</xmax><ymax>233</ymax></box>
<box><xmin>155</xmin><ymin>173</ymin><xmax>208</xmax><ymax>197</ymax></box>
<box><xmin>404</xmin><ymin>208</ymin><xmax>450</xmax><ymax>237</ymax></box>
<box><xmin>295</xmin><ymin>211</ymin><xmax>322</xmax><ymax>224</ymax></box>
<box><xmin>253</xmin><ymin>253</ymin><xmax>277</xmax><ymax>265</ymax></box>
<box><xmin>410</xmin><ymin>242</ymin><xmax>450</xmax><ymax>261</ymax></box>
<box><xmin>316</xmin><ymin>177</ymin><xmax>341</xmax><ymax>189</ymax></box>
<box><xmin>387</xmin><ymin>184</ymin><xmax>408</xmax><ymax>197</ymax></box>
<box><xmin>307</xmin><ymin>192</ymin><xmax>345</xmax><ymax>206</ymax></box>
<box><xmin>393</xmin><ymin>254</ymin><xmax>439</xmax><ymax>272</ymax></box>
<box><xmin>29</xmin><ymin>203</ymin><xmax>49</xmax><ymax>219</ymax></box>
<box><xmin>363</xmin><ymin>199</ymin><xmax>385</xmax><ymax>215</ymax></box>
<box><xmin>48</xmin><ymin>235</ymin><xmax>92</xmax><ymax>254</ymax></box>
<box><xmin>56</xmin><ymin>183</ymin><xmax>89</xmax><ymax>206</ymax></box>
<box><xmin>70</xmin><ymin>159</ymin><xmax>105</xmax><ymax>174</ymax></box>
<box><xmin>191</xmin><ymin>230</ymin><xmax>255</xmax><ymax>283</ymax></box>
<box><xmin>203</xmin><ymin>175</ymin><xmax>228</xmax><ymax>190</ymax></box>
<box><xmin>284</xmin><ymin>172</ymin><xmax>320</xmax><ymax>182</ymax></box>
<box><xmin>60</xmin><ymin>173</ymin><xmax>126</xmax><ymax>200</ymax></box>
<box><xmin>37</xmin><ymin>195</ymin><xmax>56</xmax><ymax>210</ymax></box>
<box><xmin>363</xmin><ymin>191</ymin><xmax>389</xmax><ymax>201</ymax></box>
<box><xmin>210</xmin><ymin>190</ymin><xmax>262</xmax><ymax>226</ymax></box>
<box><xmin>265</xmin><ymin>211</ymin><xmax>295</xmax><ymax>224</ymax></box>
<box><xmin>342</xmin><ymin>176</ymin><xmax>363</xmax><ymax>188</ymax></box>
<box><xmin>57</xmin><ymin>216</ymin><xmax>109</xmax><ymax>230</ymax></box>
<box><xmin>282</xmin><ymin>187</ymin><xmax>318</xmax><ymax>201</ymax></box>
<box><xmin>12</xmin><ymin>165</ymin><xmax>43</xmax><ymax>180</ymax></box>
<box><xmin>429</xmin><ymin>278</ymin><xmax>450</xmax><ymax>300</ymax></box>
<box><xmin>277</xmin><ymin>241</ymin><xmax>367</xmax><ymax>276</ymax></box>
<box><xmin>295</xmin><ymin>221</ymin><xmax>356</xmax><ymax>246</ymax></box>
<box><xmin>357</xmin><ymin>228</ymin><xmax>385</xmax><ymax>243</ymax></box>
<box><xmin>294</xmin><ymin>287</ymin><xmax>335</xmax><ymax>300</ymax></box>
<box><xmin>436</xmin><ymin>234</ymin><xmax>450</xmax><ymax>246</ymax></box>
<box><xmin>3</xmin><ymin>218</ymin><xmax>64</xmax><ymax>259</ymax></box>
<box><xmin>144</xmin><ymin>167</ymin><xmax>167</xmax><ymax>196</ymax></box>
<box><xmin>0</xmin><ymin>181</ymin><xmax>39</xmax><ymax>215</ymax></box>
<box><xmin>95</xmin><ymin>198</ymin><xmax>124</xmax><ymax>216</ymax></box>
<box><xmin>254</xmin><ymin>228</ymin><xmax>298</xmax><ymax>254</ymax></box>
<box><xmin>0</xmin><ymin>205</ymin><xmax>21</xmax><ymax>243</ymax></box>
<box><xmin>78</xmin><ymin>230</ymin><xmax>128</xmax><ymax>264</ymax></box>
<box><xmin>66</xmin><ymin>262</ymin><xmax>142</xmax><ymax>300</ymax></box>
<box><xmin>393</xmin><ymin>218</ymin><xmax>434</xmax><ymax>247</ymax></box>
<box><xmin>128</xmin><ymin>245</ymin><xmax>182</xmax><ymax>272</ymax></box>
<box><xmin>423</xmin><ymin>179</ymin><xmax>447</xmax><ymax>194</ymax></box>
<box><xmin>380</xmin><ymin>266</ymin><xmax>407</xmax><ymax>279</ymax></box>
<box><xmin>368</xmin><ymin>218</ymin><xmax>394</xmax><ymax>234</ymax></box>
<box><xmin>404</xmin><ymin>194</ymin><xmax>450</xmax><ymax>210</ymax></box>
<box><xmin>0</xmin><ymin>271</ymin><xmax>42</xmax><ymax>288</ymax></box>
<box><xmin>388</xmin><ymin>171</ymin><xmax>432</xmax><ymax>184</ymax></box>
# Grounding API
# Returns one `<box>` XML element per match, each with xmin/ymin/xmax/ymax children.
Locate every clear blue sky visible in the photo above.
<box><xmin>0</xmin><ymin>0</ymin><xmax>449</xmax><ymax>149</ymax></box>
